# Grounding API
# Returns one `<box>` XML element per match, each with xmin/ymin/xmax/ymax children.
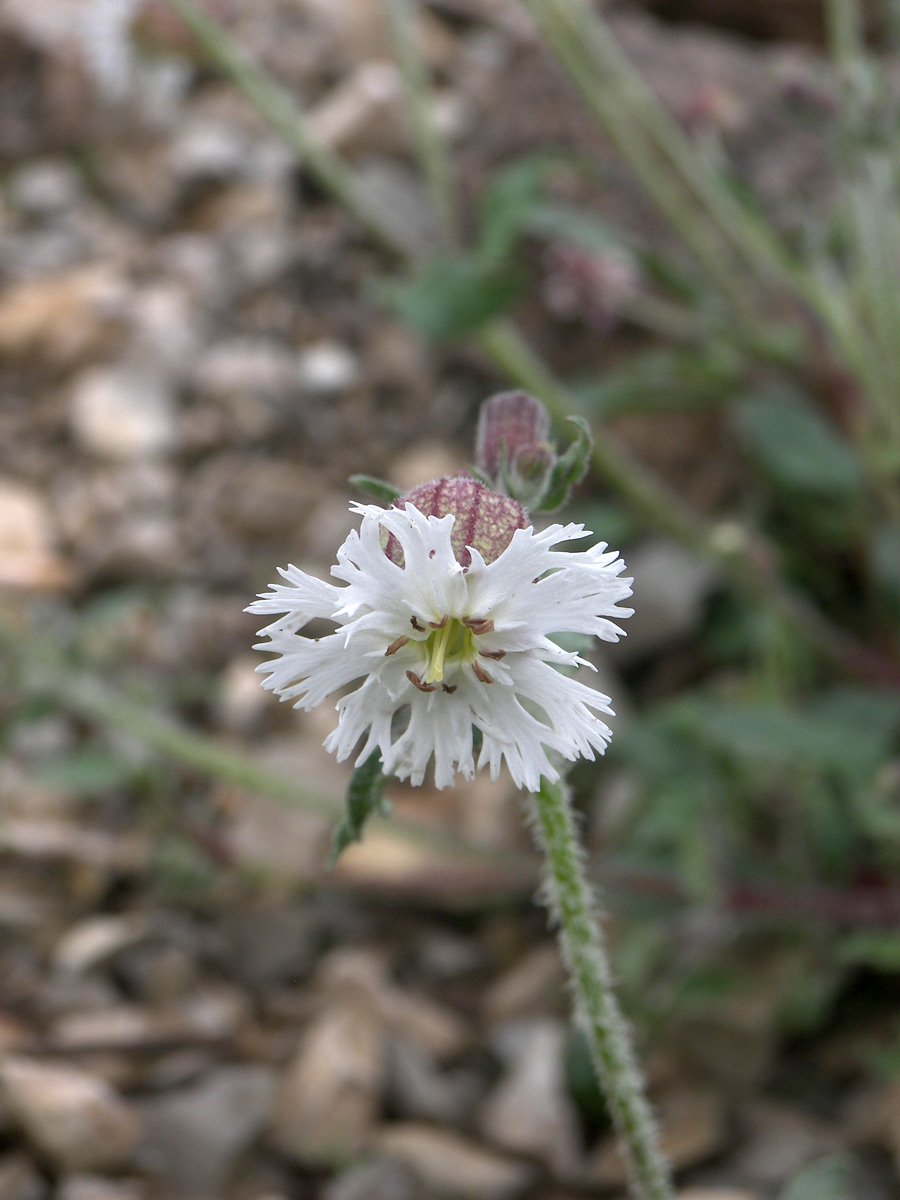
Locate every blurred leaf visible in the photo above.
<box><xmin>736</xmin><ymin>391</ymin><xmax>864</xmax><ymax>497</ymax></box>
<box><xmin>571</xmin><ymin>501</ymin><xmax>635</xmax><ymax>549</ymax></box>
<box><xmin>382</xmin><ymin>257</ymin><xmax>526</xmax><ymax>341</ymax></box>
<box><xmin>779</xmin><ymin>1154</ymin><xmax>855</xmax><ymax>1200</ymax></box>
<box><xmin>674</xmin><ymin>689</ymin><xmax>900</xmax><ymax>782</ymax></box>
<box><xmin>871</xmin><ymin>523</ymin><xmax>900</xmax><ymax>612</ymax></box>
<box><xmin>479</xmin><ymin>154</ymin><xmax>562</xmax><ymax>264</ymax></box>
<box><xmin>836</xmin><ymin>930</ymin><xmax>900</xmax><ymax>971</ymax></box>
<box><xmin>349</xmin><ymin>475</ymin><xmax>402</xmax><ymax>503</ymax></box>
<box><xmin>329</xmin><ymin>752</ymin><xmax>389</xmax><ymax>866</ymax></box>
<box><xmin>36</xmin><ymin>750</ymin><xmax>146</xmax><ymax>796</ymax></box>
<box><xmin>574</xmin><ymin>347</ymin><xmax>742</xmax><ymax>417</ymax></box>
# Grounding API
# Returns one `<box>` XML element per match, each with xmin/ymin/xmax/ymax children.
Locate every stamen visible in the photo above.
<box><xmin>428</xmin><ymin>615</ymin><xmax>448</xmax><ymax>629</ymax></box>
<box><xmin>472</xmin><ymin>661</ymin><xmax>494</xmax><ymax>684</ymax></box>
<box><xmin>479</xmin><ymin>648</ymin><xmax>506</xmax><ymax>660</ymax></box>
<box><xmin>441</xmin><ymin>683</ymin><xmax>457</xmax><ymax>694</ymax></box>
<box><xmin>407</xmin><ymin>670</ymin><xmax>437</xmax><ymax>693</ymax></box>
<box><xmin>410</xmin><ymin>616</ymin><xmax>425</xmax><ymax>632</ymax></box>
<box><xmin>385</xmin><ymin>636</ymin><xmax>410</xmax><ymax>656</ymax></box>
<box><xmin>463</xmin><ymin>617</ymin><xmax>495</xmax><ymax>635</ymax></box>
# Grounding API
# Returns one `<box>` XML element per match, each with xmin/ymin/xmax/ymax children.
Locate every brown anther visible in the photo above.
<box><xmin>428</xmin><ymin>615</ymin><xmax>448</xmax><ymax>630</ymax></box>
<box><xmin>384</xmin><ymin>636</ymin><xmax>409</xmax><ymax>656</ymax></box>
<box><xmin>463</xmin><ymin>617</ymin><xmax>495</xmax><ymax>636</ymax></box>
<box><xmin>472</xmin><ymin>661</ymin><xmax>494</xmax><ymax>684</ymax></box>
<box><xmin>410</xmin><ymin>616</ymin><xmax>425</xmax><ymax>632</ymax></box>
<box><xmin>479</xmin><ymin>649</ymin><xmax>506</xmax><ymax>660</ymax></box>
<box><xmin>441</xmin><ymin>683</ymin><xmax>457</xmax><ymax>694</ymax></box>
<box><xmin>407</xmin><ymin>670</ymin><xmax>437</xmax><ymax>693</ymax></box>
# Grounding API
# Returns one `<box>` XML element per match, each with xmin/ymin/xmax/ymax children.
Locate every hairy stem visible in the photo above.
<box><xmin>531</xmin><ymin>777</ymin><xmax>674</xmax><ymax>1200</ymax></box>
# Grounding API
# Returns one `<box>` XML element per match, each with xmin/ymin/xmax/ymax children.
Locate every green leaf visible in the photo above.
<box><xmin>871</xmin><ymin>523</ymin><xmax>900</xmax><ymax>613</ymax></box>
<box><xmin>736</xmin><ymin>391</ymin><xmax>863</xmax><ymax>497</ymax></box>
<box><xmin>779</xmin><ymin>1154</ymin><xmax>855</xmax><ymax>1200</ymax></box>
<box><xmin>349</xmin><ymin>475</ymin><xmax>402</xmax><ymax>504</ymax></box>
<box><xmin>329</xmin><ymin>752</ymin><xmax>390</xmax><ymax>866</ymax></box>
<box><xmin>836</xmin><ymin>931</ymin><xmax>900</xmax><ymax>972</ymax></box>
<box><xmin>534</xmin><ymin>416</ymin><xmax>593</xmax><ymax>512</ymax></box>
<box><xmin>36</xmin><ymin>750</ymin><xmax>146</xmax><ymax>796</ymax></box>
<box><xmin>382</xmin><ymin>257</ymin><xmax>526</xmax><ymax>342</ymax></box>
<box><xmin>478</xmin><ymin>154</ymin><xmax>565</xmax><ymax>264</ymax></box>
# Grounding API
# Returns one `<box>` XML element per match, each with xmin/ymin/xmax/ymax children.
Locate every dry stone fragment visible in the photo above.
<box><xmin>0</xmin><ymin>1154</ymin><xmax>44</xmax><ymax>1200</ymax></box>
<box><xmin>678</xmin><ymin>1191</ymin><xmax>762</xmax><ymax>1200</ymax></box>
<box><xmin>272</xmin><ymin>988</ymin><xmax>387</xmax><ymax>1165</ymax></box>
<box><xmin>733</xmin><ymin>1099</ymin><xmax>844</xmax><ymax>1189</ymax></box>
<box><xmin>297</xmin><ymin>339</ymin><xmax>360</xmax><ymax>394</ymax></box>
<box><xmin>53</xmin><ymin>914</ymin><xmax>149</xmax><ymax>977</ymax></box>
<box><xmin>137</xmin><ymin>1066</ymin><xmax>273</xmax><ymax>1196</ymax></box>
<box><xmin>56</xmin><ymin>1176</ymin><xmax>147</xmax><ymax>1200</ymax></box>
<box><xmin>0</xmin><ymin>1056</ymin><xmax>140</xmax><ymax>1173</ymax></box>
<box><xmin>0</xmin><ymin>477</ymin><xmax>71</xmax><ymax>590</ymax></box>
<box><xmin>371</xmin><ymin>1124</ymin><xmax>534</xmax><ymax>1200</ymax></box>
<box><xmin>387</xmin><ymin>1036</ymin><xmax>483</xmax><ymax>1125</ymax></box>
<box><xmin>321</xmin><ymin>1158</ymin><xmax>422</xmax><ymax>1200</ymax></box>
<box><xmin>70</xmin><ymin>366</ymin><xmax>176</xmax><ymax>460</ymax></box>
<box><xmin>0</xmin><ymin>266</ymin><xmax>126</xmax><ymax>366</ymax></box>
<box><xmin>479</xmin><ymin>1019</ymin><xmax>581</xmax><ymax>1176</ymax></box>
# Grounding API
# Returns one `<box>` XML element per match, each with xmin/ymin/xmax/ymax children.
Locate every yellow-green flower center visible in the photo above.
<box><xmin>421</xmin><ymin>618</ymin><xmax>477</xmax><ymax>684</ymax></box>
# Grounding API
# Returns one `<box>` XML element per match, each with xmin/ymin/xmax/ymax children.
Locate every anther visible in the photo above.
<box><xmin>441</xmin><ymin>683</ymin><xmax>457</xmax><ymax>694</ymax></box>
<box><xmin>385</xmin><ymin>636</ymin><xmax>409</xmax><ymax>656</ymax></box>
<box><xmin>410</xmin><ymin>616</ymin><xmax>425</xmax><ymax>632</ymax></box>
<box><xmin>463</xmin><ymin>617</ymin><xmax>495</xmax><ymax>635</ymax></box>
<box><xmin>479</xmin><ymin>649</ymin><xmax>506</xmax><ymax>660</ymax></box>
<box><xmin>428</xmin><ymin>615</ymin><xmax>448</xmax><ymax>630</ymax></box>
<box><xmin>407</xmin><ymin>670</ymin><xmax>437</xmax><ymax>693</ymax></box>
<box><xmin>472</xmin><ymin>661</ymin><xmax>494</xmax><ymax>684</ymax></box>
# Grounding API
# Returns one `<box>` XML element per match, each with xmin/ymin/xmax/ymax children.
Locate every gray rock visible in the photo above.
<box><xmin>7</xmin><ymin>160</ymin><xmax>82</xmax><ymax>216</ymax></box>
<box><xmin>322</xmin><ymin>1159</ymin><xmax>423</xmax><ymax>1200</ymax></box>
<box><xmin>56</xmin><ymin>1176</ymin><xmax>146</xmax><ymax>1200</ymax></box>
<box><xmin>0</xmin><ymin>1154</ymin><xmax>44</xmax><ymax>1200</ymax></box>
<box><xmin>137</xmin><ymin>1065</ymin><xmax>274</xmax><ymax>1197</ymax></box>
<box><xmin>387</xmin><ymin>1036</ymin><xmax>484</xmax><ymax>1125</ymax></box>
<box><xmin>70</xmin><ymin>366</ymin><xmax>176</xmax><ymax>461</ymax></box>
<box><xmin>297</xmin><ymin>340</ymin><xmax>360</xmax><ymax>395</ymax></box>
<box><xmin>479</xmin><ymin>1020</ymin><xmax>581</xmax><ymax>1176</ymax></box>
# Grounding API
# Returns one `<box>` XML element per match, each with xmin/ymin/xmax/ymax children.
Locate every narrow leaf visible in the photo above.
<box><xmin>329</xmin><ymin>752</ymin><xmax>389</xmax><ymax>866</ymax></box>
<box><xmin>349</xmin><ymin>475</ymin><xmax>402</xmax><ymax>504</ymax></box>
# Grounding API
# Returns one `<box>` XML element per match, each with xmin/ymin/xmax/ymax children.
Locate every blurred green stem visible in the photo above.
<box><xmin>383</xmin><ymin>0</ymin><xmax>460</xmax><ymax>244</ymax></box>
<box><xmin>164</xmin><ymin>0</ymin><xmax>408</xmax><ymax>256</ymax></box>
<box><xmin>54</xmin><ymin>674</ymin><xmax>340</xmax><ymax>818</ymax></box>
<box><xmin>532</xmin><ymin>776</ymin><xmax>674</xmax><ymax>1200</ymax></box>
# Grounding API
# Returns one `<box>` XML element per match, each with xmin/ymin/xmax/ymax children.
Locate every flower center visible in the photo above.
<box><xmin>421</xmin><ymin>617</ymin><xmax>476</xmax><ymax>684</ymax></box>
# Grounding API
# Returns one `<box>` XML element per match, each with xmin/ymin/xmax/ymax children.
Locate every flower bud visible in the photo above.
<box><xmin>476</xmin><ymin>391</ymin><xmax>551</xmax><ymax>482</ymax></box>
<box><xmin>386</xmin><ymin>476</ymin><xmax>527</xmax><ymax>568</ymax></box>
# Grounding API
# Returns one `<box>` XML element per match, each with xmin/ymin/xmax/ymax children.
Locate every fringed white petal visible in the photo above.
<box><xmin>248</xmin><ymin>501</ymin><xmax>632</xmax><ymax>791</ymax></box>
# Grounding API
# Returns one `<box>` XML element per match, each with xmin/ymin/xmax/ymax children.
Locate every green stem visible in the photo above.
<box><xmin>383</xmin><ymin>0</ymin><xmax>460</xmax><ymax>244</ymax></box>
<box><xmin>55</xmin><ymin>673</ymin><xmax>340</xmax><ymax>817</ymax></box>
<box><xmin>531</xmin><ymin>776</ymin><xmax>674</xmax><ymax>1200</ymax></box>
<box><xmin>165</xmin><ymin>0</ymin><xmax>407</xmax><ymax>256</ymax></box>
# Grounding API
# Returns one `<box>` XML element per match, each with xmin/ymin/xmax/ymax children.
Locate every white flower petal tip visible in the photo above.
<box><xmin>250</xmin><ymin>501</ymin><xmax>633</xmax><ymax>792</ymax></box>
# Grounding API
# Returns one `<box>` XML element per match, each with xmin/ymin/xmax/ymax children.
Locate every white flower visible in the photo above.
<box><xmin>247</xmin><ymin>499</ymin><xmax>633</xmax><ymax>792</ymax></box>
